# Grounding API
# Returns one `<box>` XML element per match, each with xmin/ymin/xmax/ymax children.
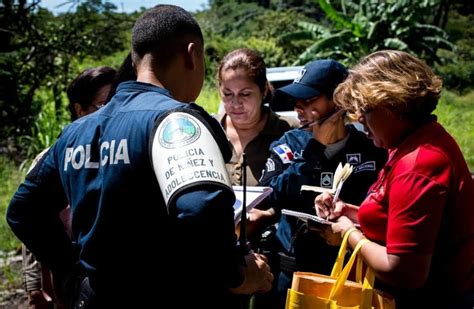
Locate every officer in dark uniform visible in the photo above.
<box><xmin>7</xmin><ymin>5</ymin><xmax>272</xmax><ymax>308</ymax></box>
<box><xmin>258</xmin><ymin>59</ymin><xmax>388</xmax><ymax>307</ymax></box>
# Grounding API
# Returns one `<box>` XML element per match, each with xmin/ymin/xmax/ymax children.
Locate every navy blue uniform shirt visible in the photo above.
<box><xmin>8</xmin><ymin>81</ymin><xmax>241</xmax><ymax>306</ymax></box>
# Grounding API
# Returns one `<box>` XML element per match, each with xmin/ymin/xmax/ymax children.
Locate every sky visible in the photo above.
<box><xmin>39</xmin><ymin>0</ymin><xmax>209</xmax><ymax>14</ymax></box>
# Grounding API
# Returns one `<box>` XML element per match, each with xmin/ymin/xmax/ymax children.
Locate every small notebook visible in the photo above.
<box><xmin>281</xmin><ymin>208</ymin><xmax>360</xmax><ymax>228</ymax></box>
<box><xmin>233</xmin><ymin>186</ymin><xmax>273</xmax><ymax>225</ymax></box>
<box><xmin>281</xmin><ymin>209</ymin><xmax>331</xmax><ymax>225</ymax></box>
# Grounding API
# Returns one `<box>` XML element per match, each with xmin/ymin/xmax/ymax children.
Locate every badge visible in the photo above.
<box><xmin>346</xmin><ymin>153</ymin><xmax>361</xmax><ymax>165</ymax></box>
<box><xmin>273</xmin><ymin>144</ymin><xmax>294</xmax><ymax>164</ymax></box>
<box><xmin>152</xmin><ymin>111</ymin><xmax>232</xmax><ymax>208</ymax></box>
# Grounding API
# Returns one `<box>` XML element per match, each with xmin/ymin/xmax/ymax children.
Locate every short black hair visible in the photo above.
<box><xmin>131</xmin><ymin>5</ymin><xmax>203</xmax><ymax>67</ymax></box>
<box><xmin>105</xmin><ymin>53</ymin><xmax>137</xmax><ymax>102</ymax></box>
<box><xmin>67</xmin><ymin>66</ymin><xmax>117</xmax><ymax>120</ymax></box>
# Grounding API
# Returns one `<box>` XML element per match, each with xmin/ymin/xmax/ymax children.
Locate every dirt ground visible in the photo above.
<box><xmin>0</xmin><ymin>291</ymin><xmax>28</xmax><ymax>309</ymax></box>
<box><xmin>0</xmin><ymin>253</ymin><xmax>28</xmax><ymax>309</ymax></box>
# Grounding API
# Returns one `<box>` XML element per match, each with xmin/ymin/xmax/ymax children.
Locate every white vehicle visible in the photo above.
<box><xmin>265</xmin><ymin>66</ymin><xmax>303</xmax><ymax>119</ymax></box>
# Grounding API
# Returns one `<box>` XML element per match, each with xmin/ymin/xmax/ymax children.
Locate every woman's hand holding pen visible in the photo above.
<box><xmin>310</xmin><ymin>109</ymin><xmax>347</xmax><ymax>145</ymax></box>
<box><xmin>314</xmin><ymin>191</ymin><xmax>346</xmax><ymax>220</ymax></box>
<box><xmin>314</xmin><ymin>192</ymin><xmax>356</xmax><ymax>246</ymax></box>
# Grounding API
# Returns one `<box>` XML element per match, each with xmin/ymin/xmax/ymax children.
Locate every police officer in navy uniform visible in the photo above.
<box><xmin>256</xmin><ymin>59</ymin><xmax>388</xmax><ymax>307</ymax></box>
<box><xmin>7</xmin><ymin>5</ymin><xmax>272</xmax><ymax>308</ymax></box>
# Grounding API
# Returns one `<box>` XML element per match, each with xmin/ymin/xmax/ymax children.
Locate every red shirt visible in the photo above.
<box><xmin>359</xmin><ymin>120</ymin><xmax>474</xmax><ymax>294</ymax></box>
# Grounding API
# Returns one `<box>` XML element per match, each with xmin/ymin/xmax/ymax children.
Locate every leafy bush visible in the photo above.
<box><xmin>286</xmin><ymin>0</ymin><xmax>455</xmax><ymax>66</ymax></box>
<box><xmin>0</xmin><ymin>156</ymin><xmax>23</xmax><ymax>252</ymax></box>
<box><xmin>196</xmin><ymin>83</ymin><xmax>221</xmax><ymax>115</ymax></box>
<box><xmin>435</xmin><ymin>12</ymin><xmax>474</xmax><ymax>94</ymax></box>
<box><xmin>19</xmin><ymin>88</ymin><xmax>69</xmax><ymax>169</ymax></box>
<box><xmin>0</xmin><ymin>1</ymin><xmax>133</xmax><ymax>153</ymax></box>
<box><xmin>204</xmin><ymin>35</ymin><xmax>286</xmax><ymax>85</ymax></box>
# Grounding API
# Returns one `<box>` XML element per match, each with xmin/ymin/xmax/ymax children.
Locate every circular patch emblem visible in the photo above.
<box><xmin>159</xmin><ymin>114</ymin><xmax>201</xmax><ymax>149</ymax></box>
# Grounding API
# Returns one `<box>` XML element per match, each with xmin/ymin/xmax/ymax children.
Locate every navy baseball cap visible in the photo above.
<box><xmin>277</xmin><ymin>59</ymin><xmax>348</xmax><ymax>100</ymax></box>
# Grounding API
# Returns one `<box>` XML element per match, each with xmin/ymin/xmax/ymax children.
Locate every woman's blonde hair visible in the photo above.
<box><xmin>334</xmin><ymin>50</ymin><xmax>442</xmax><ymax>121</ymax></box>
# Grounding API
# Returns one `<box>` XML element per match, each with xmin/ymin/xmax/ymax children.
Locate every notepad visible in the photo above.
<box><xmin>281</xmin><ymin>208</ymin><xmax>360</xmax><ymax>228</ymax></box>
<box><xmin>300</xmin><ymin>162</ymin><xmax>353</xmax><ymax>194</ymax></box>
<box><xmin>281</xmin><ymin>209</ymin><xmax>332</xmax><ymax>225</ymax></box>
<box><xmin>233</xmin><ymin>186</ymin><xmax>273</xmax><ymax>225</ymax></box>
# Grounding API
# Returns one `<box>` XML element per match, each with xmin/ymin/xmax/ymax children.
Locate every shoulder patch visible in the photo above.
<box><xmin>346</xmin><ymin>153</ymin><xmax>361</xmax><ymax>165</ymax></box>
<box><xmin>151</xmin><ymin>111</ymin><xmax>232</xmax><ymax>208</ymax></box>
<box><xmin>354</xmin><ymin>161</ymin><xmax>376</xmax><ymax>173</ymax></box>
<box><xmin>320</xmin><ymin>172</ymin><xmax>333</xmax><ymax>188</ymax></box>
<box><xmin>272</xmin><ymin>144</ymin><xmax>294</xmax><ymax>164</ymax></box>
<box><xmin>26</xmin><ymin>148</ymin><xmax>50</xmax><ymax>181</ymax></box>
<box><xmin>265</xmin><ymin>158</ymin><xmax>275</xmax><ymax>172</ymax></box>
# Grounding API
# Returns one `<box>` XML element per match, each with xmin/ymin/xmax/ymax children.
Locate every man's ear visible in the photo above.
<box><xmin>184</xmin><ymin>42</ymin><xmax>196</xmax><ymax>70</ymax></box>
<box><xmin>74</xmin><ymin>103</ymin><xmax>85</xmax><ymax>118</ymax></box>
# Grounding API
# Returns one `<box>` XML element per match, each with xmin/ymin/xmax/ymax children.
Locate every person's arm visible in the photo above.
<box><xmin>320</xmin><ymin>173</ymin><xmax>447</xmax><ymax>289</ymax></box>
<box><xmin>257</xmin><ymin>135</ymin><xmax>304</xmax><ymax>222</ymax></box>
<box><xmin>151</xmin><ymin>108</ymin><xmax>272</xmax><ymax>294</ymax></box>
<box><xmin>7</xmin><ymin>146</ymin><xmax>76</xmax><ymax>277</ymax></box>
<box><xmin>264</xmin><ymin>137</ymin><xmax>329</xmax><ymax>213</ymax></box>
<box><xmin>22</xmin><ymin>244</ymin><xmax>54</xmax><ymax>308</ymax></box>
<box><xmin>22</xmin><ymin>244</ymin><xmax>42</xmax><ymax>293</ymax></box>
<box><xmin>330</xmin><ymin>217</ymin><xmax>432</xmax><ymax>289</ymax></box>
<box><xmin>244</xmin><ymin>207</ymin><xmax>278</xmax><ymax>238</ymax></box>
<box><xmin>172</xmin><ymin>187</ymin><xmax>272</xmax><ymax>294</ymax></box>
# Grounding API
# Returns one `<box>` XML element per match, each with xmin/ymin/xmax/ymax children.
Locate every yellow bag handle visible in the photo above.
<box><xmin>329</xmin><ymin>239</ymin><xmax>372</xmax><ymax>303</ymax></box>
<box><xmin>330</xmin><ymin>227</ymin><xmax>355</xmax><ymax>277</ymax></box>
<box><xmin>356</xmin><ymin>249</ymin><xmax>364</xmax><ymax>283</ymax></box>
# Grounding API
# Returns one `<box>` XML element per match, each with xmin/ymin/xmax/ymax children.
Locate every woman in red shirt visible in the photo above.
<box><xmin>315</xmin><ymin>50</ymin><xmax>474</xmax><ymax>308</ymax></box>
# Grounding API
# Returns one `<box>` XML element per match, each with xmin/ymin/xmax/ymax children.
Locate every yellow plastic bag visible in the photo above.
<box><xmin>285</xmin><ymin>231</ymin><xmax>395</xmax><ymax>309</ymax></box>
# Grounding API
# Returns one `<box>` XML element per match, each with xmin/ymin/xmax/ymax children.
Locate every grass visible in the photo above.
<box><xmin>0</xmin><ymin>156</ymin><xmax>24</xmax><ymax>253</ymax></box>
<box><xmin>195</xmin><ymin>81</ymin><xmax>221</xmax><ymax>114</ymax></box>
<box><xmin>435</xmin><ymin>90</ymin><xmax>474</xmax><ymax>170</ymax></box>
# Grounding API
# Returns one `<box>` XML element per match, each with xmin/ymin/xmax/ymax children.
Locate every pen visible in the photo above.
<box><xmin>332</xmin><ymin>180</ymin><xmax>344</xmax><ymax>204</ymax></box>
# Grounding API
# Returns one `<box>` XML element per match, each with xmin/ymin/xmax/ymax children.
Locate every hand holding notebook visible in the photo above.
<box><xmin>293</xmin><ymin>162</ymin><xmax>354</xmax><ymax>224</ymax></box>
<box><xmin>233</xmin><ymin>186</ymin><xmax>273</xmax><ymax>225</ymax></box>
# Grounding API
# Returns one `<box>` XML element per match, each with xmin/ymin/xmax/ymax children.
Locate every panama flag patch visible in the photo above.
<box><xmin>273</xmin><ymin>144</ymin><xmax>294</xmax><ymax>164</ymax></box>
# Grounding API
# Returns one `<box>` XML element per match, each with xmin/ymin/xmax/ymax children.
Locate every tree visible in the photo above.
<box><xmin>0</xmin><ymin>0</ymin><xmax>133</xmax><ymax>158</ymax></box>
<box><xmin>282</xmin><ymin>0</ymin><xmax>455</xmax><ymax>66</ymax></box>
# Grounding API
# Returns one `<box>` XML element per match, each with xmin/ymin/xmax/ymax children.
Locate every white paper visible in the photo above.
<box><xmin>300</xmin><ymin>162</ymin><xmax>353</xmax><ymax>194</ymax></box>
<box><xmin>233</xmin><ymin>186</ymin><xmax>273</xmax><ymax>224</ymax></box>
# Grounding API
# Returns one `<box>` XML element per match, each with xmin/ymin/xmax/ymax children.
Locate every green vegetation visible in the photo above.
<box><xmin>436</xmin><ymin>91</ymin><xmax>474</xmax><ymax>169</ymax></box>
<box><xmin>0</xmin><ymin>156</ymin><xmax>24</xmax><ymax>252</ymax></box>
<box><xmin>283</xmin><ymin>0</ymin><xmax>455</xmax><ymax>66</ymax></box>
<box><xmin>196</xmin><ymin>82</ymin><xmax>221</xmax><ymax>114</ymax></box>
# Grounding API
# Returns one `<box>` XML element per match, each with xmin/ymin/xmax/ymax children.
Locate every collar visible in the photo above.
<box><xmin>386</xmin><ymin>118</ymin><xmax>441</xmax><ymax>168</ymax></box>
<box><xmin>117</xmin><ymin>81</ymin><xmax>173</xmax><ymax>97</ymax></box>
